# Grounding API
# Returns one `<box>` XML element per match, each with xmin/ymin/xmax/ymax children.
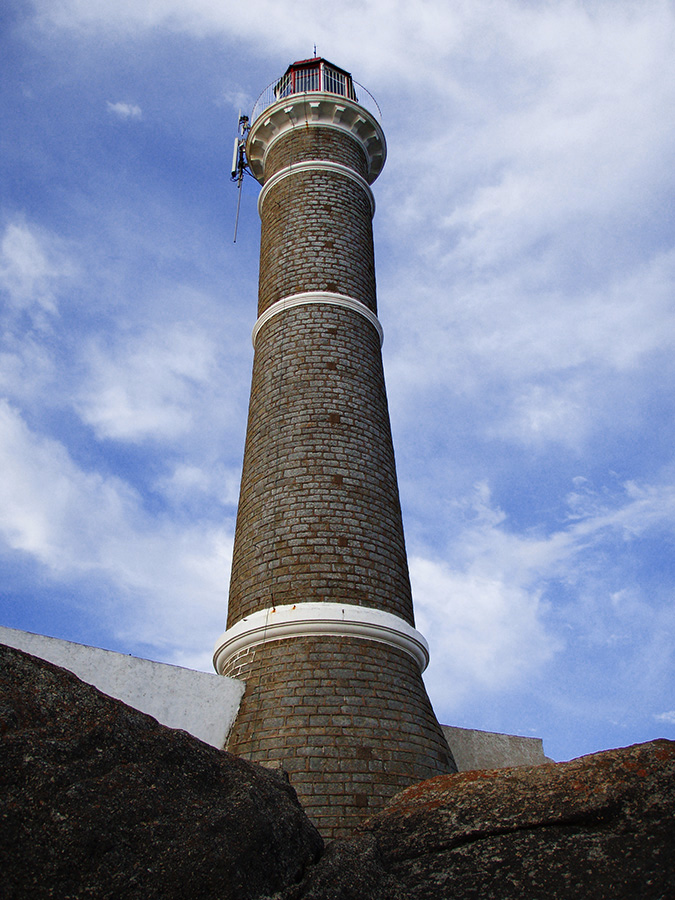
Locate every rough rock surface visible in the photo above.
<box><xmin>0</xmin><ymin>643</ymin><xmax>322</xmax><ymax>900</ymax></box>
<box><xmin>3</xmin><ymin>641</ymin><xmax>673</xmax><ymax>900</ymax></box>
<box><xmin>275</xmin><ymin>739</ymin><xmax>675</xmax><ymax>900</ymax></box>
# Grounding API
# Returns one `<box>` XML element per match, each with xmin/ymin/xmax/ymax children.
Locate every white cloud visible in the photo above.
<box><xmin>384</xmin><ymin>229</ymin><xmax>675</xmax><ymax>452</ymax></box>
<box><xmin>0</xmin><ymin>399</ymin><xmax>231</xmax><ymax>662</ymax></box>
<box><xmin>374</xmin><ymin>1</ymin><xmax>675</xmax><ymax>457</ymax></box>
<box><xmin>567</xmin><ymin>478</ymin><xmax>675</xmax><ymax>543</ymax></box>
<box><xmin>413</xmin><ymin>555</ymin><xmax>556</xmax><ymax>706</ymax></box>
<box><xmin>106</xmin><ymin>100</ymin><xmax>142</xmax><ymax>120</ymax></box>
<box><xmin>414</xmin><ymin>476</ymin><xmax>675</xmax><ymax>714</ymax></box>
<box><xmin>221</xmin><ymin>87</ymin><xmax>255</xmax><ymax>115</ymax></box>
<box><xmin>0</xmin><ymin>222</ymin><xmax>75</xmax><ymax>411</ymax></box>
<box><xmin>0</xmin><ymin>222</ymin><xmax>72</xmax><ymax>319</ymax></box>
<box><xmin>154</xmin><ymin>462</ymin><xmax>240</xmax><ymax>508</ymax></box>
<box><xmin>489</xmin><ymin>379</ymin><xmax>589</xmax><ymax>450</ymax></box>
<box><xmin>76</xmin><ymin>324</ymin><xmax>217</xmax><ymax>443</ymax></box>
<box><xmin>655</xmin><ymin>711</ymin><xmax>675</xmax><ymax>725</ymax></box>
<box><xmin>0</xmin><ymin>335</ymin><xmax>56</xmax><ymax>407</ymax></box>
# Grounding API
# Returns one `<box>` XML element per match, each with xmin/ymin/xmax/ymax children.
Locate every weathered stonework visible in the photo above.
<box><xmin>223</xmin><ymin>637</ymin><xmax>454</xmax><ymax>839</ymax></box>
<box><xmin>264</xmin><ymin>127</ymin><xmax>370</xmax><ymax>182</ymax></box>
<box><xmin>217</xmin><ymin>64</ymin><xmax>456</xmax><ymax>838</ymax></box>
<box><xmin>227</xmin><ymin>304</ymin><xmax>411</xmax><ymax>625</ymax></box>
<box><xmin>257</xmin><ymin>167</ymin><xmax>377</xmax><ymax>313</ymax></box>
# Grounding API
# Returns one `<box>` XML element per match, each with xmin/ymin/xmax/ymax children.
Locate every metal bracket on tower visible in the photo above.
<box><xmin>231</xmin><ymin>111</ymin><xmax>250</xmax><ymax>243</ymax></box>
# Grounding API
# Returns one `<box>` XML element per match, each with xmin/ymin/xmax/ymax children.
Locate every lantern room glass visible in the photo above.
<box><xmin>274</xmin><ymin>59</ymin><xmax>356</xmax><ymax>103</ymax></box>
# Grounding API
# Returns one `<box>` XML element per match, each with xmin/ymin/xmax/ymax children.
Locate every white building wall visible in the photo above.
<box><xmin>442</xmin><ymin>724</ymin><xmax>552</xmax><ymax>771</ymax></box>
<box><xmin>0</xmin><ymin>626</ymin><xmax>244</xmax><ymax>750</ymax></box>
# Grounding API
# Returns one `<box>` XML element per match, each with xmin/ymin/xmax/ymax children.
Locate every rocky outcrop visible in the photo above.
<box><xmin>2</xmin><ymin>641</ymin><xmax>673</xmax><ymax>899</ymax></box>
<box><xmin>0</xmin><ymin>643</ymin><xmax>322</xmax><ymax>900</ymax></box>
<box><xmin>276</xmin><ymin>739</ymin><xmax>675</xmax><ymax>899</ymax></box>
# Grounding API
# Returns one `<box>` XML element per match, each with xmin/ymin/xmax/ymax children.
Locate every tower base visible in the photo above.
<box><xmin>223</xmin><ymin>634</ymin><xmax>456</xmax><ymax>839</ymax></box>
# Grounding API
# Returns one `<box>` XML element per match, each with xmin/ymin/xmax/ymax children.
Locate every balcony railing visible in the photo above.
<box><xmin>250</xmin><ymin>73</ymin><xmax>382</xmax><ymax>126</ymax></box>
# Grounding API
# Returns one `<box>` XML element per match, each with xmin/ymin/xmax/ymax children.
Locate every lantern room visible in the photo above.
<box><xmin>274</xmin><ymin>57</ymin><xmax>357</xmax><ymax>102</ymax></box>
<box><xmin>246</xmin><ymin>57</ymin><xmax>386</xmax><ymax>184</ymax></box>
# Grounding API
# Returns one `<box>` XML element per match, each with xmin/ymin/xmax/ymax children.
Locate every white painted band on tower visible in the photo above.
<box><xmin>252</xmin><ymin>291</ymin><xmax>384</xmax><ymax>347</ymax></box>
<box><xmin>258</xmin><ymin>161</ymin><xmax>375</xmax><ymax>218</ymax></box>
<box><xmin>213</xmin><ymin>602</ymin><xmax>430</xmax><ymax>674</ymax></box>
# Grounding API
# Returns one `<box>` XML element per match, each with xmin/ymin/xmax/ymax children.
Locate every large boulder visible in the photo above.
<box><xmin>3</xmin><ymin>640</ymin><xmax>673</xmax><ymax>899</ymax></box>
<box><xmin>277</xmin><ymin>739</ymin><xmax>675</xmax><ymax>899</ymax></box>
<box><xmin>0</xmin><ymin>643</ymin><xmax>322</xmax><ymax>900</ymax></box>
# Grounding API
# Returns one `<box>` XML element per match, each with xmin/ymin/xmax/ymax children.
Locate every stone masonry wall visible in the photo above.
<box><xmin>224</xmin><ymin>635</ymin><xmax>455</xmax><ymax>838</ymax></box>
<box><xmin>258</xmin><ymin>169</ymin><xmax>376</xmax><ymax>314</ymax></box>
<box><xmin>222</xmin><ymin>113</ymin><xmax>456</xmax><ymax>839</ymax></box>
<box><xmin>227</xmin><ymin>303</ymin><xmax>412</xmax><ymax>626</ymax></box>
<box><xmin>264</xmin><ymin>127</ymin><xmax>370</xmax><ymax>182</ymax></box>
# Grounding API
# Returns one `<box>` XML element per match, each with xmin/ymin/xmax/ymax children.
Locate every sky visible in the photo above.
<box><xmin>2</xmin><ymin>0</ymin><xmax>675</xmax><ymax>764</ymax></box>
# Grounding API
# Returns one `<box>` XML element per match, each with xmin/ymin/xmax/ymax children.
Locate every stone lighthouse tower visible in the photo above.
<box><xmin>214</xmin><ymin>57</ymin><xmax>456</xmax><ymax>838</ymax></box>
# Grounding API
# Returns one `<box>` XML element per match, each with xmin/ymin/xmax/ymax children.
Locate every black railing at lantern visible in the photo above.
<box><xmin>250</xmin><ymin>57</ymin><xmax>381</xmax><ymax>125</ymax></box>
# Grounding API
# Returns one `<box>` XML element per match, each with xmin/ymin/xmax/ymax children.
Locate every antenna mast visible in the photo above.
<box><xmin>231</xmin><ymin>111</ymin><xmax>250</xmax><ymax>243</ymax></box>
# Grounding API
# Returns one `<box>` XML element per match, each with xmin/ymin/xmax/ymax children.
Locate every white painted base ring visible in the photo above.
<box><xmin>213</xmin><ymin>602</ymin><xmax>429</xmax><ymax>675</ymax></box>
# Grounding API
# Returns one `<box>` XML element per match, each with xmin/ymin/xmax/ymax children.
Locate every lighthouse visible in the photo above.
<box><xmin>214</xmin><ymin>57</ymin><xmax>456</xmax><ymax>839</ymax></box>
